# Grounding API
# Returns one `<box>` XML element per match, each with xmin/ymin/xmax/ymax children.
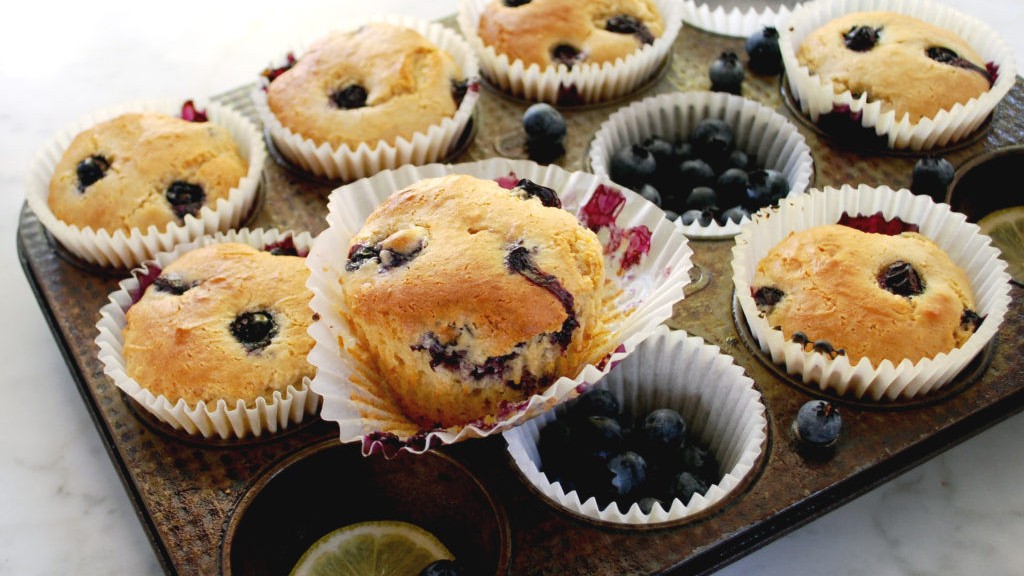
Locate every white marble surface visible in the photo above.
<box><xmin>2</xmin><ymin>1</ymin><xmax>1023</xmax><ymax>575</ymax></box>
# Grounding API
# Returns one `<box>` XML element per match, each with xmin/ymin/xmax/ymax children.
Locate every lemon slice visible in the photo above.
<box><xmin>289</xmin><ymin>520</ymin><xmax>454</xmax><ymax>576</ymax></box>
<box><xmin>977</xmin><ymin>206</ymin><xmax>1024</xmax><ymax>283</ymax></box>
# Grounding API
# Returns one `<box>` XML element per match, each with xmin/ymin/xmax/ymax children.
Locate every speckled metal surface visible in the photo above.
<box><xmin>16</xmin><ymin>15</ymin><xmax>1024</xmax><ymax>576</ymax></box>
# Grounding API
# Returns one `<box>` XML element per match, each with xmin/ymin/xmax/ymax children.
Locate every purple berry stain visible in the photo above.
<box><xmin>506</xmin><ymin>244</ymin><xmax>579</xmax><ymax>348</ymax></box>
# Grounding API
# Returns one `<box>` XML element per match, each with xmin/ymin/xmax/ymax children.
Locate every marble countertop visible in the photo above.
<box><xmin>3</xmin><ymin>1</ymin><xmax>1023</xmax><ymax>574</ymax></box>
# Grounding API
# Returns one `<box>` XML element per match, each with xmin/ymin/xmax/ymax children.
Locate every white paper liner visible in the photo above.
<box><xmin>25</xmin><ymin>98</ymin><xmax>265</xmax><ymax>269</ymax></box>
<box><xmin>731</xmin><ymin>185</ymin><xmax>1013</xmax><ymax>400</ymax></box>
<box><xmin>95</xmin><ymin>228</ymin><xmax>320</xmax><ymax>440</ymax></box>
<box><xmin>503</xmin><ymin>324</ymin><xmax>767</xmax><ymax>526</ymax></box>
<box><xmin>682</xmin><ymin>1</ymin><xmax>803</xmax><ymax>38</ymax></box>
<box><xmin>456</xmin><ymin>0</ymin><xmax>683</xmax><ymax>105</ymax></box>
<box><xmin>252</xmin><ymin>15</ymin><xmax>480</xmax><ymax>181</ymax></box>
<box><xmin>306</xmin><ymin>158</ymin><xmax>695</xmax><ymax>456</ymax></box>
<box><xmin>779</xmin><ymin>0</ymin><xmax>1018</xmax><ymax>150</ymax></box>
<box><xmin>589</xmin><ymin>91</ymin><xmax>814</xmax><ymax>239</ymax></box>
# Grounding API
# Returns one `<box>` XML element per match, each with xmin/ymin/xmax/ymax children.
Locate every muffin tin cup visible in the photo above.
<box><xmin>251</xmin><ymin>15</ymin><xmax>481</xmax><ymax>182</ymax></box>
<box><xmin>588</xmin><ymin>91</ymin><xmax>815</xmax><ymax>239</ymax></box>
<box><xmin>305</xmin><ymin>158</ymin><xmax>695</xmax><ymax>456</ymax></box>
<box><xmin>681</xmin><ymin>0</ymin><xmax>803</xmax><ymax>38</ymax></box>
<box><xmin>731</xmin><ymin>184</ymin><xmax>1013</xmax><ymax>400</ymax></box>
<box><xmin>94</xmin><ymin>228</ymin><xmax>320</xmax><ymax>441</ymax></box>
<box><xmin>778</xmin><ymin>0</ymin><xmax>1018</xmax><ymax>151</ymax></box>
<box><xmin>456</xmin><ymin>0</ymin><xmax>684</xmax><ymax>105</ymax></box>
<box><xmin>25</xmin><ymin>98</ymin><xmax>266</xmax><ymax>269</ymax></box>
<box><xmin>504</xmin><ymin>324</ymin><xmax>768</xmax><ymax>527</ymax></box>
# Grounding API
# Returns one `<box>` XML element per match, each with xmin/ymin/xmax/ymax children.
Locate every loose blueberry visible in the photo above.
<box><xmin>716</xmin><ymin>167</ymin><xmax>749</xmax><ymax>208</ymax></box>
<box><xmin>746</xmin><ymin>26</ymin><xmax>783</xmax><ymax>76</ymax></box>
<box><xmin>727</xmin><ymin>149</ymin><xmax>752</xmax><ymax>171</ymax></box>
<box><xmin>551</xmin><ymin>44</ymin><xmax>584</xmax><ymax>68</ymax></box>
<box><xmin>744</xmin><ymin>169</ymin><xmax>789</xmax><ymax>209</ymax></box>
<box><xmin>679</xmin><ymin>443</ymin><xmax>719</xmax><ymax>482</ymax></box>
<box><xmin>568</xmin><ymin>388</ymin><xmax>621</xmax><ymax>420</ymax></box>
<box><xmin>576</xmin><ymin>415</ymin><xmax>625</xmax><ymax>459</ymax></box>
<box><xmin>76</xmin><ymin>155</ymin><xmax>110</xmax><ymax>191</ymax></box>
<box><xmin>523</xmin><ymin>102</ymin><xmax>567</xmax><ymax>146</ymax></box>
<box><xmin>690</xmin><ymin>118</ymin><xmax>736</xmax><ymax>168</ymax></box>
<box><xmin>667</xmin><ymin>471</ymin><xmax>708</xmax><ymax>504</ymax></box>
<box><xmin>664</xmin><ymin>209</ymin><xmax>680</xmax><ymax>222</ymax></box>
<box><xmin>610</xmin><ymin>144</ymin><xmax>657</xmax><ymax>190</ymax></box>
<box><xmin>606</xmin><ymin>14</ymin><xmax>655</xmax><ymax>45</ymax></box>
<box><xmin>910</xmin><ymin>156</ymin><xmax>955</xmax><ymax>201</ymax></box>
<box><xmin>165</xmin><ymin>181</ymin><xmax>205</xmax><ymax>219</ymax></box>
<box><xmin>719</xmin><ymin>205</ymin><xmax>750</xmax><ymax>225</ymax></box>
<box><xmin>843</xmin><ymin>25</ymin><xmax>881</xmax><ymax>52</ymax></box>
<box><xmin>516</xmin><ymin>178</ymin><xmax>562</xmax><ymax>208</ymax></box>
<box><xmin>709</xmin><ymin>51</ymin><xmax>745</xmax><ymax>94</ymax></box>
<box><xmin>638</xmin><ymin>496</ymin><xmax>664</xmax><ymax>514</ymax></box>
<box><xmin>685</xmin><ymin>186</ymin><xmax>718</xmax><ymax>211</ymax></box>
<box><xmin>641</xmin><ymin>408</ymin><xmax>687</xmax><ymax>454</ymax></box>
<box><xmin>606</xmin><ymin>451</ymin><xmax>648</xmax><ymax>503</ymax></box>
<box><xmin>679</xmin><ymin>208</ymin><xmax>714</xmax><ymax>227</ymax></box>
<box><xmin>230</xmin><ymin>310</ymin><xmax>278</xmax><ymax>352</ymax></box>
<box><xmin>878</xmin><ymin>260</ymin><xmax>924</xmax><ymax>297</ymax></box>
<box><xmin>794</xmin><ymin>399</ymin><xmax>842</xmax><ymax>448</ymax></box>
<box><xmin>678</xmin><ymin>159</ymin><xmax>716</xmax><ymax>193</ymax></box>
<box><xmin>330</xmin><ymin>84</ymin><xmax>368</xmax><ymax>109</ymax></box>
<box><xmin>419</xmin><ymin>559</ymin><xmax>465</xmax><ymax>576</ymax></box>
<box><xmin>638</xmin><ymin>183</ymin><xmax>662</xmax><ymax>207</ymax></box>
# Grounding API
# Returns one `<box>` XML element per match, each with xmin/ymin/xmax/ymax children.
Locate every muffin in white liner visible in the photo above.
<box><xmin>682</xmin><ymin>0</ymin><xmax>802</xmax><ymax>38</ymax></box>
<box><xmin>251</xmin><ymin>15</ymin><xmax>480</xmax><ymax>181</ymax></box>
<box><xmin>25</xmin><ymin>98</ymin><xmax>265</xmax><ymax>269</ymax></box>
<box><xmin>779</xmin><ymin>0</ymin><xmax>1017</xmax><ymax>150</ymax></box>
<box><xmin>504</xmin><ymin>324</ymin><xmax>768</xmax><ymax>526</ymax></box>
<box><xmin>95</xmin><ymin>228</ymin><xmax>320</xmax><ymax>440</ymax></box>
<box><xmin>732</xmin><ymin>185</ymin><xmax>1012</xmax><ymax>400</ymax></box>
<box><xmin>589</xmin><ymin>91</ymin><xmax>814</xmax><ymax>239</ymax></box>
<box><xmin>456</xmin><ymin>0</ymin><xmax>683</xmax><ymax>105</ymax></box>
<box><xmin>306</xmin><ymin>158</ymin><xmax>694</xmax><ymax>456</ymax></box>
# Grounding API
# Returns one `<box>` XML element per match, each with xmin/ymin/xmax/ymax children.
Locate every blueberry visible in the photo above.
<box><xmin>230</xmin><ymin>310</ymin><xmax>278</xmax><ymax>352</ymax></box>
<box><xmin>606</xmin><ymin>451</ymin><xmax>648</xmax><ymax>502</ymax></box>
<box><xmin>523</xmin><ymin>103</ymin><xmax>567</xmax><ymax>145</ymax></box>
<box><xmin>727</xmin><ymin>149</ymin><xmax>752</xmax><ymax>171</ymax></box>
<box><xmin>638</xmin><ymin>183</ymin><xmax>662</xmax><ymax>207</ymax></box>
<box><xmin>709</xmin><ymin>51</ymin><xmax>745</xmax><ymax>94</ymax></box>
<box><xmin>961</xmin><ymin>309</ymin><xmax>984</xmax><ymax>332</ymax></box>
<box><xmin>719</xmin><ymin>204</ymin><xmax>750</xmax><ymax>225</ymax></box>
<box><xmin>638</xmin><ymin>496</ymin><xmax>664</xmax><ymax>514</ymax></box>
<box><xmin>878</xmin><ymin>260</ymin><xmax>924</xmax><ymax>297</ymax></box>
<box><xmin>450</xmin><ymin>78</ymin><xmax>469</xmax><ymax>105</ymax></box>
<box><xmin>610</xmin><ymin>144</ymin><xmax>657</xmax><ymax>190</ymax></box>
<box><xmin>663</xmin><ymin>209</ymin><xmax>680</xmax><ymax>222</ymax></box>
<box><xmin>685</xmin><ymin>186</ymin><xmax>718</xmax><ymax>211</ymax></box>
<box><xmin>746</xmin><ymin>26</ymin><xmax>783</xmax><ymax>76</ymax></box>
<box><xmin>419</xmin><ymin>559</ymin><xmax>465</xmax><ymax>576</ymax></box>
<box><xmin>910</xmin><ymin>156</ymin><xmax>955</xmax><ymax>202</ymax></box>
<box><xmin>330</xmin><ymin>84</ymin><xmax>368</xmax><ymax>109</ymax></box>
<box><xmin>744</xmin><ymin>169</ymin><xmax>789</xmax><ymax>209</ymax></box>
<box><xmin>679</xmin><ymin>209</ymin><xmax>714</xmax><ymax>227</ymax></box>
<box><xmin>752</xmin><ymin>286</ymin><xmax>784</xmax><ymax>309</ymax></box>
<box><xmin>926</xmin><ymin>46</ymin><xmax>992</xmax><ymax>82</ymax></box>
<box><xmin>576</xmin><ymin>415</ymin><xmax>624</xmax><ymax>459</ymax></box>
<box><xmin>678</xmin><ymin>159</ymin><xmax>716</xmax><ymax>193</ymax></box>
<box><xmin>641</xmin><ymin>408</ymin><xmax>687</xmax><ymax>453</ymax></box>
<box><xmin>165</xmin><ymin>181</ymin><xmax>206</xmax><ymax>220</ymax></box>
<box><xmin>75</xmin><ymin>155</ymin><xmax>110</xmax><ymax>191</ymax></box>
<box><xmin>345</xmin><ymin>243</ymin><xmax>380</xmax><ymax>272</ymax></box>
<box><xmin>568</xmin><ymin>388</ymin><xmax>621</xmax><ymax>420</ymax></box>
<box><xmin>667</xmin><ymin>471</ymin><xmax>708</xmax><ymax>504</ymax></box>
<box><xmin>716</xmin><ymin>167</ymin><xmax>749</xmax><ymax>208</ymax></box>
<box><xmin>516</xmin><ymin>178</ymin><xmax>562</xmax><ymax>208</ymax></box>
<box><xmin>690</xmin><ymin>118</ymin><xmax>735</xmax><ymax>167</ymax></box>
<box><xmin>551</xmin><ymin>44</ymin><xmax>584</xmax><ymax>68</ymax></box>
<box><xmin>843</xmin><ymin>25</ymin><xmax>881</xmax><ymax>52</ymax></box>
<box><xmin>679</xmin><ymin>443</ymin><xmax>719</xmax><ymax>483</ymax></box>
<box><xmin>153</xmin><ymin>274</ymin><xmax>197</xmax><ymax>295</ymax></box>
<box><xmin>605</xmin><ymin>14</ymin><xmax>655</xmax><ymax>45</ymax></box>
<box><xmin>503</xmin><ymin>0</ymin><xmax>530</xmax><ymax>5</ymax></box>
<box><xmin>794</xmin><ymin>399</ymin><xmax>842</xmax><ymax>448</ymax></box>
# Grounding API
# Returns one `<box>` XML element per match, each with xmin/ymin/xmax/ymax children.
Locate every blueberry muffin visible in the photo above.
<box><xmin>751</xmin><ymin>222</ymin><xmax>982</xmax><ymax>364</ymax></box>
<box><xmin>796</xmin><ymin>11</ymin><xmax>993</xmax><ymax>122</ymax></box>
<box><xmin>122</xmin><ymin>242</ymin><xmax>315</xmax><ymax>407</ymax></box>
<box><xmin>47</xmin><ymin>112</ymin><xmax>247</xmax><ymax>233</ymax></box>
<box><xmin>477</xmin><ymin>0</ymin><xmax>665</xmax><ymax>69</ymax></box>
<box><xmin>266</xmin><ymin>22</ymin><xmax>466</xmax><ymax>150</ymax></box>
<box><xmin>338</xmin><ymin>174</ymin><xmax>607</xmax><ymax>428</ymax></box>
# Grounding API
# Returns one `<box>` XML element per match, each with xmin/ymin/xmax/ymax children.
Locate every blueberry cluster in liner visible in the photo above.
<box><xmin>608</xmin><ymin>117</ymin><xmax>791</xmax><ymax>225</ymax></box>
<box><xmin>538</xmin><ymin>388</ymin><xmax>720</xmax><ymax>514</ymax></box>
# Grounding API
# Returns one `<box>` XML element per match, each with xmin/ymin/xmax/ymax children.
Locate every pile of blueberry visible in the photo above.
<box><xmin>607</xmin><ymin>117</ymin><xmax>791</xmax><ymax>226</ymax></box>
<box><xmin>537</xmin><ymin>388</ymin><xmax>720</xmax><ymax>514</ymax></box>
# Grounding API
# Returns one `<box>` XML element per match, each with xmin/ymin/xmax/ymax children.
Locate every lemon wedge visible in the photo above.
<box><xmin>289</xmin><ymin>520</ymin><xmax>455</xmax><ymax>576</ymax></box>
<box><xmin>977</xmin><ymin>206</ymin><xmax>1024</xmax><ymax>283</ymax></box>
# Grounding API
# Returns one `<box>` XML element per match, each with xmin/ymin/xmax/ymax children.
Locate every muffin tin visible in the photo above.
<box><xmin>17</xmin><ymin>11</ymin><xmax>1024</xmax><ymax>576</ymax></box>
